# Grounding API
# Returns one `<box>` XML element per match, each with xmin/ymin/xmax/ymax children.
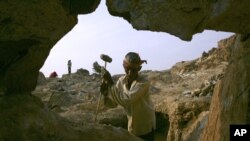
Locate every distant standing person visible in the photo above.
<box><xmin>68</xmin><ymin>60</ymin><xmax>72</xmax><ymax>74</ymax></box>
<box><xmin>100</xmin><ymin>52</ymin><xmax>156</xmax><ymax>141</ymax></box>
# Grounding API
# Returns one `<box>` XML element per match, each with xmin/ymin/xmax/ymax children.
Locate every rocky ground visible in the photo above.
<box><xmin>32</xmin><ymin>36</ymin><xmax>232</xmax><ymax>141</ymax></box>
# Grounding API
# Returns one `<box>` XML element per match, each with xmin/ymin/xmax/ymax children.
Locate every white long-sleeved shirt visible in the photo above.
<box><xmin>107</xmin><ymin>75</ymin><xmax>156</xmax><ymax>136</ymax></box>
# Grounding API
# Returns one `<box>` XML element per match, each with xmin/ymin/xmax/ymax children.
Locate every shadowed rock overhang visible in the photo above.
<box><xmin>106</xmin><ymin>0</ymin><xmax>250</xmax><ymax>40</ymax></box>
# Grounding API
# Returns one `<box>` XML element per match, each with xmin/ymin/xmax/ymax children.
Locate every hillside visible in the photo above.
<box><xmin>32</xmin><ymin>35</ymin><xmax>234</xmax><ymax>141</ymax></box>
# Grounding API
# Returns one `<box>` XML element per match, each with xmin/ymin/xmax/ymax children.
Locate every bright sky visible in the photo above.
<box><xmin>40</xmin><ymin>0</ymin><xmax>234</xmax><ymax>77</ymax></box>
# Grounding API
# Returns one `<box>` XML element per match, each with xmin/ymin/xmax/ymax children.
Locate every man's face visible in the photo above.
<box><xmin>124</xmin><ymin>65</ymin><xmax>139</xmax><ymax>81</ymax></box>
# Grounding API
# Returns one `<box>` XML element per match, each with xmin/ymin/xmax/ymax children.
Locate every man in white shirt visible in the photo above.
<box><xmin>100</xmin><ymin>52</ymin><xmax>156</xmax><ymax>141</ymax></box>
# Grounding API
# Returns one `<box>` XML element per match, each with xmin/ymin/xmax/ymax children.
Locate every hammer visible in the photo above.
<box><xmin>94</xmin><ymin>54</ymin><xmax>112</xmax><ymax>122</ymax></box>
<box><xmin>100</xmin><ymin>54</ymin><xmax>112</xmax><ymax>69</ymax></box>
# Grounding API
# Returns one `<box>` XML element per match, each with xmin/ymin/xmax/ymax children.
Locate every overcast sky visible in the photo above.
<box><xmin>40</xmin><ymin>0</ymin><xmax>234</xmax><ymax>77</ymax></box>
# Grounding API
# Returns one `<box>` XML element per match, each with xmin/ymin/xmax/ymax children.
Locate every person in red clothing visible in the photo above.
<box><xmin>49</xmin><ymin>71</ymin><xmax>58</xmax><ymax>78</ymax></box>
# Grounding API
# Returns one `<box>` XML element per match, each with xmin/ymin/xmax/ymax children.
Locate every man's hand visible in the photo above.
<box><xmin>101</xmin><ymin>68</ymin><xmax>114</xmax><ymax>85</ymax></box>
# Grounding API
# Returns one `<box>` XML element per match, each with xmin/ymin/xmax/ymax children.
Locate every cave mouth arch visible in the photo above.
<box><xmin>40</xmin><ymin>0</ymin><xmax>233</xmax><ymax>78</ymax></box>
<box><xmin>3</xmin><ymin>1</ymin><xmax>250</xmax><ymax>141</ymax></box>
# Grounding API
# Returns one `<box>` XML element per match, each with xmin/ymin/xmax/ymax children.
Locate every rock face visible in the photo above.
<box><xmin>37</xmin><ymin>72</ymin><xmax>47</xmax><ymax>85</ymax></box>
<box><xmin>200</xmin><ymin>35</ymin><xmax>250</xmax><ymax>141</ymax></box>
<box><xmin>106</xmin><ymin>0</ymin><xmax>250</xmax><ymax>41</ymax></box>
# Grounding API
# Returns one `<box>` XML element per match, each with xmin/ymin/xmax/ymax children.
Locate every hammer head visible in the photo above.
<box><xmin>93</xmin><ymin>61</ymin><xmax>102</xmax><ymax>73</ymax></box>
<box><xmin>100</xmin><ymin>54</ymin><xmax>112</xmax><ymax>63</ymax></box>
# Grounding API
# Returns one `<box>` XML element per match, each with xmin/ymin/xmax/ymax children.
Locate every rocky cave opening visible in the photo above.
<box><xmin>1</xmin><ymin>1</ymin><xmax>250</xmax><ymax>141</ymax></box>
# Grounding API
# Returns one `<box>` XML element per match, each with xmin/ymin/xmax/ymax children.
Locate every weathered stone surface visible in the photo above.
<box><xmin>106</xmin><ymin>0</ymin><xmax>250</xmax><ymax>40</ymax></box>
<box><xmin>37</xmin><ymin>72</ymin><xmax>47</xmax><ymax>85</ymax></box>
<box><xmin>0</xmin><ymin>1</ymin><xmax>74</xmax><ymax>94</ymax></box>
<box><xmin>0</xmin><ymin>0</ymin><xmax>100</xmax><ymax>94</ymax></box>
<box><xmin>76</xmin><ymin>68</ymin><xmax>90</xmax><ymax>76</ymax></box>
<box><xmin>182</xmin><ymin>111</ymin><xmax>209</xmax><ymax>141</ymax></box>
<box><xmin>199</xmin><ymin>35</ymin><xmax>250</xmax><ymax>141</ymax></box>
